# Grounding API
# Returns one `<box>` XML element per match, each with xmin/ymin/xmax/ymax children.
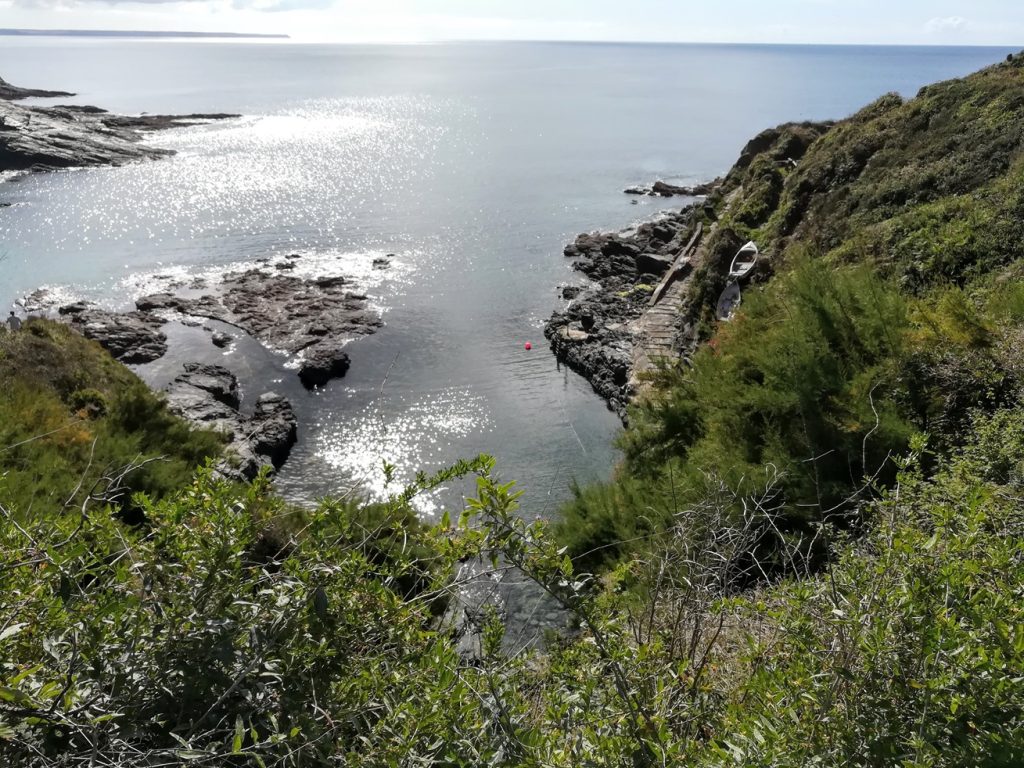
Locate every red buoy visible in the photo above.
<box><xmin>524</xmin><ymin>341</ymin><xmax>532</xmax><ymax>350</ymax></box>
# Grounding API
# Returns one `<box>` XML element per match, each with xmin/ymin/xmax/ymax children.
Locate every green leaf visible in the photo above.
<box><xmin>0</xmin><ymin>687</ymin><xmax>34</xmax><ymax>706</ymax></box>
<box><xmin>233</xmin><ymin>715</ymin><xmax>244</xmax><ymax>753</ymax></box>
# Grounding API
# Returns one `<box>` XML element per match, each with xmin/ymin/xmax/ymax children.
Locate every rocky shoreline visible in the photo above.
<box><xmin>0</xmin><ymin>72</ymin><xmax>386</xmax><ymax>477</ymax></box>
<box><xmin>135</xmin><ymin>259</ymin><xmax>383</xmax><ymax>389</ymax></box>
<box><xmin>0</xmin><ymin>74</ymin><xmax>237</xmax><ymax>171</ymax></box>
<box><xmin>165</xmin><ymin>363</ymin><xmax>298</xmax><ymax>481</ymax></box>
<box><xmin>47</xmin><ymin>252</ymin><xmax>384</xmax><ymax>382</ymax></box>
<box><xmin>0</xmin><ymin>75</ymin><xmax>74</xmax><ymax>101</ymax></box>
<box><xmin>544</xmin><ymin>205</ymin><xmax>703</xmax><ymax>418</ymax></box>
<box><xmin>547</xmin><ymin>122</ymin><xmax>833</xmax><ymax>420</ymax></box>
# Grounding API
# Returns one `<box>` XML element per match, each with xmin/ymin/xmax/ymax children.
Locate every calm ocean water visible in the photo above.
<box><xmin>0</xmin><ymin>40</ymin><xmax>1016</xmax><ymax>518</ymax></box>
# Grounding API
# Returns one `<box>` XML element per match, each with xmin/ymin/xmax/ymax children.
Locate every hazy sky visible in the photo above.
<box><xmin>2</xmin><ymin>0</ymin><xmax>1023</xmax><ymax>45</ymax></box>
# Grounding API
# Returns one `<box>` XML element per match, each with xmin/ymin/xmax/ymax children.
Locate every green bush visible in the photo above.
<box><xmin>0</xmin><ymin>320</ymin><xmax>224</xmax><ymax>518</ymax></box>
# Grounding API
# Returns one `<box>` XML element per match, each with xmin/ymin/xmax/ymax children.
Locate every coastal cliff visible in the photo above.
<box><xmin>557</xmin><ymin>51</ymin><xmax>1024</xmax><ymax>568</ymax></box>
<box><xmin>4</xmin><ymin>52</ymin><xmax>1024</xmax><ymax>767</ymax></box>
<box><xmin>545</xmin><ymin>121</ymin><xmax>829</xmax><ymax>418</ymax></box>
<box><xmin>549</xmin><ymin>51</ymin><xmax>1024</xmax><ymax>426</ymax></box>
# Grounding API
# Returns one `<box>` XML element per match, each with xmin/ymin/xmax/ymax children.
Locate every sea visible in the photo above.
<box><xmin>0</xmin><ymin>40</ymin><xmax>1017</xmax><ymax>522</ymax></box>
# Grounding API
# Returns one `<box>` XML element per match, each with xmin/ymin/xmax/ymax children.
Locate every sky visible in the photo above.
<box><xmin>1</xmin><ymin>0</ymin><xmax>1023</xmax><ymax>46</ymax></box>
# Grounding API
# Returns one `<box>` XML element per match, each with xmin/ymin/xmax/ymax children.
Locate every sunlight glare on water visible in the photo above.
<box><xmin>1</xmin><ymin>40</ymin><xmax>1017</xmax><ymax>520</ymax></box>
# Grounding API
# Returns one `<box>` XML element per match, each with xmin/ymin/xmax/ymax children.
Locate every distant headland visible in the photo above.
<box><xmin>0</xmin><ymin>28</ymin><xmax>289</xmax><ymax>39</ymax></box>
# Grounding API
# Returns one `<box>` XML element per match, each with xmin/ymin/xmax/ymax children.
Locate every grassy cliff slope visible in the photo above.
<box><xmin>0</xmin><ymin>319</ymin><xmax>224</xmax><ymax>520</ymax></box>
<box><xmin>558</xmin><ymin>53</ymin><xmax>1024</xmax><ymax>571</ymax></box>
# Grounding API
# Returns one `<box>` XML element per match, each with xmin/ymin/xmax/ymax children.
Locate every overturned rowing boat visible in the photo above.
<box><xmin>716</xmin><ymin>281</ymin><xmax>741</xmax><ymax>321</ymax></box>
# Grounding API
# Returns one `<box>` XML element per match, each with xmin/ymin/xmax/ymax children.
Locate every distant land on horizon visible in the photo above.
<box><xmin>0</xmin><ymin>28</ymin><xmax>289</xmax><ymax>39</ymax></box>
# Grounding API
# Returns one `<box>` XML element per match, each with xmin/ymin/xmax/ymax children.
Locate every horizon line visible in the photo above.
<box><xmin>1</xmin><ymin>29</ymin><xmax>1021</xmax><ymax>48</ymax></box>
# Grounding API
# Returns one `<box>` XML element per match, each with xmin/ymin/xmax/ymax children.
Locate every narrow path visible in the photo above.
<box><xmin>629</xmin><ymin>222</ymin><xmax>709</xmax><ymax>388</ymax></box>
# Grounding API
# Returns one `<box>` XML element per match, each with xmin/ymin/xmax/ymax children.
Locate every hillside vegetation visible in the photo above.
<box><xmin>5</xmin><ymin>56</ymin><xmax>1024</xmax><ymax>766</ymax></box>
<box><xmin>0</xmin><ymin>319</ymin><xmax>224</xmax><ymax>519</ymax></box>
<box><xmin>558</xmin><ymin>53</ymin><xmax>1024</xmax><ymax>571</ymax></box>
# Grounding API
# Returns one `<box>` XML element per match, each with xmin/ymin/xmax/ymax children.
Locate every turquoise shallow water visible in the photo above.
<box><xmin>0</xmin><ymin>40</ymin><xmax>1017</xmax><ymax>517</ymax></box>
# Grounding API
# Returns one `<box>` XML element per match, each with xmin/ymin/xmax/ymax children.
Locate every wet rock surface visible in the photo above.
<box><xmin>0</xmin><ymin>74</ymin><xmax>237</xmax><ymax>172</ymax></box>
<box><xmin>165</xmin><ymin>363</ymin><xmax>297</xmax><ymax>480</ymax></box>
<box><xmin>544</xmin><ymin>206</ymin><xmax>702</xmax><ymax>418</ymax></box>
<box><xmin>297</xmin><ymin>345</ymin><xmax>351</xmax><ymax>389</ymax></box>
<box><xmin>59</xmin><ymin>302</ymin><xmax>168</xmax><ymax>364</ymax></box>
<box><xmin>624</xmin><ymin>178</ymin><xmax>721</xmax><ymax>197</ymax></box>
<box><xmin>137</xmin><ymin>265</ymin><xmax>381</xmax><ymax>387</ymax></box>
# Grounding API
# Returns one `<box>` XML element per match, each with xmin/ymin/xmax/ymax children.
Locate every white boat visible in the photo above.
<box><xmin>729</xmin><ymin>241</ymin><xmax>759</xmax><ymax>280</ymax></box>
<box><xmin>716</xmin><ymin>281</ymin><xmax>741</xmax><ymax>322</ymax></box>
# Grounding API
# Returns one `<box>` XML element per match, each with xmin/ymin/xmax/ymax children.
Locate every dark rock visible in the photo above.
<box><xmin>51</xmin><ymin>104</ymin><xmax>106</xmax><ymax>115</ymax></box>
<box><xmin>211</xmin><ymin>331</ymin><xmax>232</xmax><ymax>348</ymax></box>
<box><xmin>136</xmin><ymin>267</ymin><xmax>382</xmax><ymax>387</ymax></box>
<box><xmin>250</xmin><ymin>392</ymin><xmax>297</xmax><ymax>468</ymax></box>
<box><xmin>298</xmin><ymin>345</ymin><xmax>351</xmax><ymax>389</ymax></box>
<box><xmin>63</xmin><ymin>306</ymin><xmax>167</xmax><ymax>364</ymax></box>
<box><xmin>561</xmin><ymin>285</ymin><xmax>582</xmax><ymax>300</ymax></box>
<box><xmin>274</xmin><ymin>261</ymin><xmax>295</xmax><ymax>270</ymax></box>
<box><xmin>166</xmin><ymin>384</ymin><xmax>239</xmax><ymax>428</ymax></box>
<box><xmin>165</xmin><ymin>365</ymin><xmax>298</xmax><ymax>479</ymax></box>
<box><xmin>0</xmin><ymin>75</ymin><xmax>74</xmax><ymax>101</ymax></box>
<box><xmin>635</xmin><ymin>252</ymin><xmax>673</xmax><ymax>276</ymax></box>
<box><xmin>314</xmin><ymin>276</ymin><xmax>346</xmax><ymax>288</ymax></box>
<box><xmin>176</xmin><ymin>362</ymin><xmax>240</xmax><ymax>409</ymax></box>
<box><xmin>57</xmin><ymin>301</ymin><xmax>96</xmax><ymax>315</ymax></box>
<box><xmin>601</xmin><ymin>238</ymin><xmax>640</xmax><ymax>258</ymax></box>
<box><xmin>622</xmin><ymin>179</ymin><xmax>722</xmax><ymax>197</ymax></box>
<box><xmin>134</xmin><ymin>292</ymin><xmax>180</xmax><ymax>312</ymax></box>
<box><xmin>97</xmin><ymin>113</ymin><xmax>241</xmax><ymax>132</ymax></box>
<box><xmin>372</xmin><ymin>256</ymin><xmax>392</xmax><ymax>269</ymax></box>
<box><xmin>0</xmin><ymin>89</ymin><xmax>236</xmax><ymax>173</ymax></box>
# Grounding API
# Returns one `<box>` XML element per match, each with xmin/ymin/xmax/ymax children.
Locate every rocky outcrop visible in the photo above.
<box><xmin>165</xmin><ymin>363</ymin><xmax>297</xmax><ymax>479</ymax></box>
<box><xmin>0</xmin><ymin>77</ymin><xmax>237</xmax><ymax>172</ymax></box>
<box><xmin>297</xmin><ymin>345</ymin><xmax>351</xmax><ymax>389</ymax></box>
<box><xmin>251</xmin><ymin>392</ymin><xmax>299</xmax><ymax>467</ymax></box>
<box><xmin>624</xmin><ymin>179</ymin><xmax>721</xmax><ymax>197</ymax></box>
<box><xmin>545</xmin><ymin>208</ymin><xmax>699</xmax><ymax>417</ymax></box>
<box><xmin>0</xmin><ymin>75</ymin><xmax>74</xmax><ymax>101</ymax></box>
<box><xmin>138</xmin><ymin>264</ymin><xmax>381</xmax><ymax>388</ymax></box>
<box><xmin>59</xmin><ymin>302</ymin><xmax>168</xmax><ymax>364</ymax></box>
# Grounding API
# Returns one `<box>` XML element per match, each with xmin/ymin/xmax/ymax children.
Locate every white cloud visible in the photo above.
<box><xmin>925</xmin><ymin>15</ymin><xmax>969</xmax><ymax>35</ymax></box>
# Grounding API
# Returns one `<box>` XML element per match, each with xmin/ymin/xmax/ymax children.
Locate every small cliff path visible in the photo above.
<box><xmin>629</xmin><ymin>221</ymin><xmax>709</xmax><ymax>389</ymax></box>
